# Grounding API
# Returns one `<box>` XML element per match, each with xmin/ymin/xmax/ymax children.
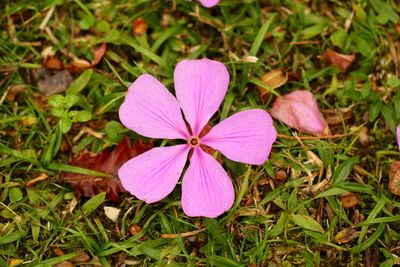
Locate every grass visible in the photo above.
<box><xmin>1</xmin><ymin>0</ymin><xmax>400</xmax><ymax>266</ymax></box>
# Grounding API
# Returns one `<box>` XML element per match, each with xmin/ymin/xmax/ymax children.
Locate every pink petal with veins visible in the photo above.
<box><xmin>181</xmin><ymin>147</ymin><xmax>234</xmax><ymax>217</ymax></box>
<box><xmin>270</xmin><ymin>90</ymin><xmax>329</xmax><ymax>135</ymax></box>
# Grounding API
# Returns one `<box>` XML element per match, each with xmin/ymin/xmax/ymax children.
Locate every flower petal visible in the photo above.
<box><xmin>174</xmin><ymin>59</ymin><xmax>229</xmax><ymax>136</ymax></box>
<box><xmin>198</xmin><ymin>0</ymin><xmax>220</xmax><ymax>8</ymax></box>
<box><xmin>397</xmin><ymin>125</ymin><xmax>400</xmax><ymax>150</ymax></box>
<box><xmin>119</xmin><ymin>74</ymin><xmax>189</xmax><ymax>139</ymax></box>
<box><xmin>181</xmin><ymin>148</ymin><xmax>234</xmax><ymax>218</ymax></box>
<box><xmin>270</xmin><ymin>90</ymin><xmax>329</xmax><ymax>135</ymax></box>
<box><xmin>118</xmin><ymin>145</ymin><xmax>190</xmax><ymax>203</ymax></box>
<box><xmin>201</xmin><ymin>109</ymin><xmax>276</xmax><ymax>165</ymax></box>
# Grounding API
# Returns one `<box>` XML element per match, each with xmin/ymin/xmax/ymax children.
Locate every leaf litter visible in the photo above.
<box><xmin>60</xmin><ymin>136</ymin><xmax>153</xmax><ymax>201</ymax></box>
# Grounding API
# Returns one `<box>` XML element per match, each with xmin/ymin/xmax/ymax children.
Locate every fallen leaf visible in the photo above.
<box><xmin>258</xmin><ymin>69</ymin><xmax>288</xmax><ymax>97</ymax></box>
<box><xmin>270</xmin><ymin>90</ymin><xmax>330</xmax><ymax>135</ymax></box>
<box><xmin>104</xmin><ymin>206</ymin><xmax>120</xmax><ymax>222</ymax></box>
<box><xmin>389</xmin><ymin>161</ymin><xmax>400</xmax><ymax>196</ymax></box>
<box><xmin>323</xmin><ymin>49</ymin><xmax>355</xmax><ymax>73</ymax></box>
<box><xmin>323</xmin><ymin>106</ymin><xmax>354</xmax><ymax>125</ymax></box>
<box><xmin>37</xmin><ymin>68</ymin><xmax>73</xmax><ymax>96</ymax></box>
<box><xmin>53</xmin><ymin>247</ymin><xmax>65</xmax><ymax>256</ymax></box>
<box><xmin>335</xmin><ymin>228</ymin><xmax>359</xmax><ymax>244</ymax></box>
<box><xmin>129</xmin><ymin>224</ymin><xmax>142</xmax><ymax>236</ymax></box>
<box><xmin>6</xmin><ymin>84</ymin><xmax>26</xmax><ymax>101</ymax></box>
<box><xmin>71</xmin><ymin>252</ymin><xmax>90</xmax><ymax>263</ymax></box>
<box><xmin>340</xmin><ymin>192</ymin><xmax>361</xmax><ymax>208</ymax></box>
<box><xmin>358</xmin><ymin>126</ymin><xmax>370</xmax><ymax>146</ymax></box>
<box><xmin>53</xmin><ymin>261</ymin><xmax>74</xmax><ymax>267</ymax></box>
<box><xmin>61</xmin><ymin>136</ymin><xmax>153</xmax><ymax>201</ymax></box>
<box><xmin>66</xmin><ymin>59</ymin><xmax>91</xmax><ymax>74</ymax></box>
<box><xmin>43</xmin><ymin>56</ymin><xmax>63</xmax><ymax>70</ymax></box>
<box><xmin>91</xmin><ymin>42</ymin><xmax>107</xmax><ymax>66</ymax></box>
<box><xmin>133</xmin><ymin>18</ymin><xmax>148</xmax><ymax>36</ymax></box>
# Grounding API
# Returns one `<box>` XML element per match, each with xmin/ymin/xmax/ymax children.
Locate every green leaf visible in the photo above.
<box><xmin>330</xmin><ymin>28</ymin><xmax>347</xmax><ymax>48</ymax></box>
<box><xmin>269</xmin><ymin>212</ymin><xmax>288</xmax><ymax>237</ymax></box>
<box><xmin>59</xmin><ymin>117</ymin><xmax>72</xmax><ymax>133</ymax></box>
<box><xmin>381</xmin><ymin>104</ymin><xmax>397</xmax><ymax>133</ymax></box>
<box><xmin>289</xmin><ymin>214</ymin><xmax>324</xmax><ymax>233</ymax></box>
<box><xmin>48</xmin><ymin>95</ymin><xmax>65</xmax><ymax>108</ymax></box>
<box><xmin>64</xmin><ymin>94</ymin><xmax>80</xmax><ymax>108</ymax></box>
<box><xmin>9</xmin><ymin>187</ymin><xmax>23</xmax><ymax>203</ymax></box>
<box><xmin>79</xmin><ymin>14</ymin><xmax>95</xmax><ymax>30</ymax></box>
<box><xmin>81</xmin><ymin>192</ymin><xmax>106</xmax><ymax>216</ymax></box>
<box><xmin>209</xmin><ymin>255</ymin><xmax>241</xmax><ymax>267</ymax></box>
<box><xmin>74</xmin><ymin>110</ymin><xmax>92</xmax><ymax>122</ymax></box>
<box><xmin>333</xmin><ymin>157</ymin><xmax>359</xmax><ymax>184</ymax></box>
<box><xmin>67</xmin><ymin>69</ymin><xmax>93</xmax><ymax>95</ymax></box>
<box><xmin>394</xmin><ymin>91</ymin><xmax>400</xmax><ymax>119</ymax></box>
<box><xmin>369</xmin><ymin>100</ymin><xmax>382</xmax><ymax>122</ymax></box>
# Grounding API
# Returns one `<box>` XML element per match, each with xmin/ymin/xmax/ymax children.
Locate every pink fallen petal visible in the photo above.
<box><xmin>119</xmin><ymin>74</ymin><xmax>189</xmax><ymax>140</ymax></box>
<box><xmin>397</xmin><ymin>125</ymin><xmax>400</xmax><ymax>150</ymax></box>
<box><xmin>201</xmin><ymin>109</ymin><xmax>276</xmax><ymax>165</ymax></box>
<box><xmin>198</xmin><ymin>0</ymin><xmax>220</xmax><ymax>8</ymax></box>
<box><xmin>91</xmin><ymin>42</ymin><xmax>107</xmax><ymax>66</ymax></box>
<box><xmin>181</xmin><ymin>148</ymin><xmax>234</xmax><ymax>218</ymax></box>
<box><xmin>174</xmin><ymin>59</ymin><xmax>229</xmax><ymax>136</ymax></box>
<box><xmin>118</xmin><ymin>145</ymin><xmax>190</xmax><ymax>203</ymax></box>
<box><xmin>270</xmin><ymin>90</ymin><xmax>329</xmax><ymax>135</ymax></box>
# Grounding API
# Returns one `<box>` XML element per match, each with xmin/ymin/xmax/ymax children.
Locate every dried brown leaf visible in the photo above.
<box><xmin>53</xmin><ymin>261</ymin><xmax>74</xmax><ymax>267</ymax></box>
<box><xmin>6</xmin><ymin>85</ymin><xmax>26</xmax><ymax>101</ymax></box>
<box><xmin>334</xmin><ymin>228</ymin><xmax>359</xmax><ymax>244</ymax></box>
<box><xmin>340</xmin><ymin>193</ymin><xmax>361</xmax><ymax>208</ymax></box>
<box><xmin>61</xmin><ymin>136</ymin><xmax>153</xmax><ymax>201</ymax></box>
<box><xmin>323</xmin><ymin>49</ymin><xmax>355</xmax><ymax>73</ymax></box>
<box><xmin>43</xmin><ymin>56</ymin><xmax>63</xmax><ymax>70</ymax></box>
<box><xmin>71</xmin><ymin>252</ymin><xmax>90</xmax><ymax>263</ymax></box>
<box><xmin>258</xmin><ymin>69</ymin><xmax>287</xmax><ymax>97</ymax></box>
<box><xmin>389</xmin><ymin>161</ymin><xmax>400</xmax><ymax>196</ymax></box>
<box><xmin>37</xmin><ymin>68</ymin><xmax>73</xmax><ymax>96</ymax></box>
<box><xmin>323</xmin><ymin>106</ymin><xmax>354</xmax><ymax>125</ymax></box>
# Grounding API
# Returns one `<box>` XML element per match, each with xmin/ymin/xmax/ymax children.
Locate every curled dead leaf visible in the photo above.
<box><xmin>258</xmin><ymin>69</ymin><xmax>287</xmax><ymax>97</ymax></box>
<box><xmin>389</xmin><ymin>161</ymin><xmax>400</xmax><ymax>196</ymax></box>
<box><xmin>53</xmin><ymin>261</ymin><xmax>74</xmax><ymax>267</ymax></box>
<box><xmin>322</xmin><ymin>106</ymin><xmax>354</xmax><ymax>125</ymax></box>
<box><xmin>133</xmin><ymin>18</ymin><xmax>148</xmax><ymax>36</ymax></box>
<box><xmin>71</xmin><ymin>252</ymin><xmax>90</xmax><ymax>263</ymax></box>
<box><xmin>358</xmin><ymin>126</ymin><xmax>370</xmax><ymax>146</ymax></box>
<box><xmin>91</xmin><ymin>42</ymin><xmax>107</xmax><ymax>66</ymax></box>
<box><xmin>6</xmin><ymin>85</ymin><xmax>26</xmax><ymax>101</ymax></box>
<box><xmin>340</xmin><ymin>192</ymin><xmax>361</xmax><ymax>208</ymax></box>
<box><xmin>43</xmin><ymin>56</ymin><xmax>63</xmax><ymax>70</ymax></box>
<box><xmin>61</xmin><ymin>136</ymin><xmax>153</xmax><ymax>201</ymax></box>
<box><xmin>323</xmin><ymin>49</ymin><xmax>355</xmax><ymax>73</ymax></box>
<box><xmin>335</xmin><ymin>228</ymin><xmax>359</xmax><ymax>244</ymax></box>
<box><xmin>129</xmin><ymin>224</ymin><xmax>142</xmax><ymax>236</ymax></box>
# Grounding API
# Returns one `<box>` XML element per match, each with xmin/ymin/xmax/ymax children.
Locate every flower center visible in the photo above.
<box><xmin>188</xmin><ymin>136</ymin><xmax>200</xmax><ymax>147</ymax></box>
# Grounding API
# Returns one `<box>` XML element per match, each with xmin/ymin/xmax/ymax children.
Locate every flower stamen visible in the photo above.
<box><xmin>188</xmin><ymin>136</ymin><xmax>200</xmax><ymax>147</ymax></box>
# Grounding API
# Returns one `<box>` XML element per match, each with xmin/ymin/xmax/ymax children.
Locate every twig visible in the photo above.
<box><xmin>160</xmin><ymin>228</ymin><xmax>206</xmax><ymax>239</ymax></box>
<box><xmin>277</xmin><ymin>132</ymin><xmax>355</xmax><ymax>140</ymax></box>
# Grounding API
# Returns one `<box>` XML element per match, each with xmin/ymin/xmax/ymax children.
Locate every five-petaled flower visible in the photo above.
<box><xmin>118</xmin><ymin>59</ymin><xmax>277</xmax><ymax>218</ymax></box>
<box><xmin>198</xmin><ymin>0</ymin><xmax>220</xmax><ymax>8</ymax></box>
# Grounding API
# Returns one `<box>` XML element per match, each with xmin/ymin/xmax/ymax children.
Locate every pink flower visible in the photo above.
<box><xmin>198</xmin><ymin>0</ymin><xmax>220</xmax><ymax>8</ymax></box>
<box><xmin>118</xmin><ymin>59</ymin><xmax>277</xmax><ymax>218</ymax></box>
<box><xmin>270</xmin><ymin>90</ymin><xmax>329</xmax><ymax>135</ymax></box>
<box><xmin>397</xmin><ymin>125</ymin><xmax>400</xmax><ymax>150</ymax></box>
